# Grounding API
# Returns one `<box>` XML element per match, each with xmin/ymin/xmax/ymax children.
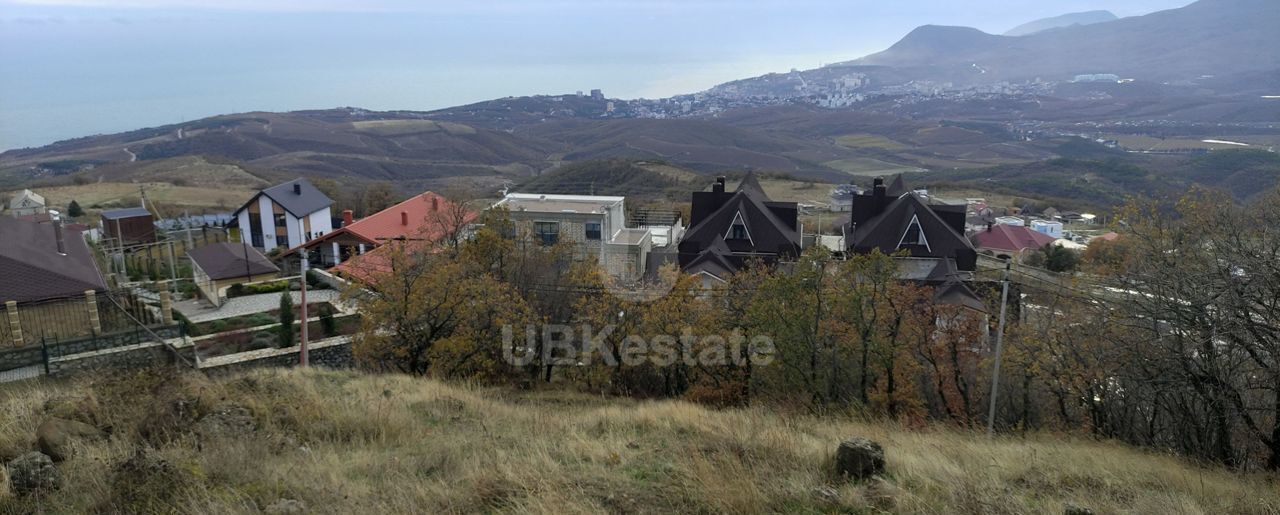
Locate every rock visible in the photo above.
<box><xmin>6</xmin><ymin>452</ymin><xmax>60</xmax><ymax>496</ymax></box>
<box><xmin>1064</xmin><ymin>503</ymin><xmax>1095</xmax><ymax>515</ymax></box>
<box><xmin>36</xmin><ymin>417</ymin><xmax>103</xmax><ymax>462</ymax></box>
<box><xmin>194</xmin><ymin>404</ymin><xmax>255</xmax><ymax>442</ymax></box>
<box><xmin>265</xmin><ymin>498</ymin><xmax>307</xmax><ymax>513</ymax></box>
<box><xmin>834</xmin><ymin>437</ymin><xmax>885</xmax><ymax>480</ymax></box>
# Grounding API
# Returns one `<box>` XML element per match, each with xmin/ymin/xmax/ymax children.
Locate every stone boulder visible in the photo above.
<box><xmin>36</xmin><ymin>417</ymin><xmax>103</xmax><ymax>462</ymax></box>
<box><xmin>834</xmin><ymin>437</ymin><xmax>885</xmax><ymax>480</ymax></box>
<box><xmin>6</xmin><ymin>452</ymin><xmax>60</xmax><ymax>496</ymax></box>
<box><xmin>1064</xmin><ymin>503</ymin><xmax>1095</xmax><ymax>515</ymax></box>
<box><xmin>194</xmin><ymin>404</ymin><xmax>256</xmax><ymax>442</ymax></box>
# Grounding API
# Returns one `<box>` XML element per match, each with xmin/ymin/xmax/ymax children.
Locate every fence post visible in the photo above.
<box><xmin>160</xmin><ymin>290</ymin><xmax>174</xmax><ymax>326</ymax></box>
<box><xmin>5</xmin><ymin>301</ymin><xmax>22</xmax><ymax>347</ymax></box>
<box><xmin>41</xmin><ymin>338</ymin><xmax>50</xmax><ymax>375</ymax></box>
<box><xmin>84</xmin><ymin>290</ymin><xmax>103</xmax><ymax>334</ymax></box>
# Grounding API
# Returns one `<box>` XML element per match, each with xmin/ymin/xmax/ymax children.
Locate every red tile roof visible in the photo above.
<box><xmin>972</xmin><ymin>224</ymin><xmax>1057</xmax><ymax>253</ymax></box>
<box><xmin>286</xmin><ymin>191</ymin><xmax>475</xmax><ymax>255</ymax></box>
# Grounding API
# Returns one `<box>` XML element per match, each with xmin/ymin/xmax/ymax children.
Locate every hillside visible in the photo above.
<box><xmin>1004</xmin><ymin>10</ymin><xmax>1119</xmax><ymax>37</ymax></box>
<box><xmin>517</xmin><ymin>159</ymin><xmax>700</xmax><ymax>201</ymax></box>
<box><xmin>1</xmin><ymin>368</ymin><xmax>1275</xmax><ymax>513</ymax></box>
<box><xmin>851</xmin><ymin>0</ymin><xmax>1280</xmax><ymax>83</ymax></box>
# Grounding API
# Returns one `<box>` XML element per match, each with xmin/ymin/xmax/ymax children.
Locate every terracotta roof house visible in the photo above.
<box><xmin>232</xmin><ymin>178</ymin><xmax>334</xmax><ymax>253</ymax></box>
<box><xmin>972</xmin><ymin>223</ymin><xmax>1057</xmax><ymax>257</ymax></box>
<box><xmin>677</xmin><ymin>173</ymin><xmax>801</xmax><ymax>282</ymax></box>
<box><xmin>285</xmin><ymin>191</ymin><xmax>474</xmax><ymax>268</ymax></box>
<box><xmin>0</xmin><ymin>216</ymin><xmax>106</xmax><ymax>304</ymax></box>
<box><xmin>187</xmin><ymin>242</ymin><xmax>280</xmax><ymax>306</ymax></box>
<box><xmin>845</xmin><ymin>176</ymin><xmax>977</xmax><ymax>278</ymax></box>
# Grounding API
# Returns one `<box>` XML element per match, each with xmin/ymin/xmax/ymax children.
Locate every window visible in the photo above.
<box><xmin>726</xmin><ymin>211</ymin><xmax>751</xmax><ymax>242</ymax></box>
<box><xmin>274</xmin><ymin>213</ymin><xmax>287</xmax><ymax>228</ymax></box>
<box><xmin>898</xmin><ymin>215</ymin><xmax>930</xmax><ymax>250</ymax></box>
<box><xmin>276</xmin><ymin>235</ymin><xmax>289</xmax><ymax>247</ymax></box>
<box><xmin>585</xmin><ymin>222</ymin><xmax>602</xmax><ymax>240</ymax></box>
<box><xmin>535</xmin><ymin>221</ymin><xmax>559</xmax><ymax>245</ymax></box>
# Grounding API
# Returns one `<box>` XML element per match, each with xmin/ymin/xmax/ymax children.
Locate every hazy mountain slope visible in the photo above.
<box><xmin>1004</xmin><ymin>10</ymin><xmax>1118</xmax><ymax>37</ymax></box>
<box><xmin>852</xmin><ymin>0</ymin><xmax>1278</xmax><ymax>82</ymax></box>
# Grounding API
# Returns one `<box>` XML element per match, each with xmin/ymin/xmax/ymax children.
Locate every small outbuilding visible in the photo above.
<box><xmin>101</xmin><ymin>207</ymin><xmax>156</xmax><ymax>245</ymax></box>
<box><xmin>187</xmin><ymin>242</ymin><xmax>280</xmax><ymax>306</ymax></box>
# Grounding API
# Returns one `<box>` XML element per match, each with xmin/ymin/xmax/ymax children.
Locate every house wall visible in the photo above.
<box><xmin>257</xmin><ymin>195</ymin><xmax>276</xmax><ymax>252</ymax></box>
<box><xmin>307</xmin><ymin>209</ymin><xmax>334</xmax><ymax>240</ymax></box>
<box><xmin>508</xmin><ymin>211</ymin><xmax>610</xmax><ymax>266</ymax></box>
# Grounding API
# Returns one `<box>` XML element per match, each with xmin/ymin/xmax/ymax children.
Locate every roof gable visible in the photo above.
<box><xmin>848</xmin><ymin>193</ymin><xmax>976</xmax><ymax>269</ymax></box>
<box><xmin>237</xmin><ymin>178</ymin><xmax>334</xmax><ymax>218</ymax></box>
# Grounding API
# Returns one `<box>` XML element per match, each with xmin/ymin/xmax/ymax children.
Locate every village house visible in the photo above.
<box><xmin>844</xmin><ymin>176</ymin><xmax>987</xmax><ymax>317</ymax></box>
<box><xmin>186</xmin><ymin>242</ymin><xmax>281</xmax><ymax>307</ymax></box>
<box><xmin>7</xmin><ymin>189</ymin><xmax>46</xmax><ymax>218</ymax></box>
<box><xmin>971</xmin><ymin>223</ymin><xmax>1058</xmax><ymax>261</ymax></box>
<box><xmin>232</xmin><ymin>178</ymin><xmax>334</xmax><ymax>253</ymax></box>
<box><xmin>0</xmin><ymin>216</ymin><xmax>108</xmax><ymax>345</ymax></box>
<box><xmin>492</xmin><ymin>193</ymin><xmax>660</xmax><ymax>283</ymax></box>
<box><xmin>285</xmin><ymin>191</ymin><xmax>473</xmax><ymax>268</ymax></box>
<box><xmin>677</xmin><ymin>173</ymin><xmax>801</xmax><ymax>284</ymax></box>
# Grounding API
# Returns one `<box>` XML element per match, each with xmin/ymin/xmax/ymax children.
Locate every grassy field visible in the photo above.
<box><xmin>822</xmin><ymin>157</ymin><xmax>927</xmax><ymax>177</ymax></box>
<box><xmin>5</xmin><ymin>181</ymin><xmax>258</xmax><ymax>216</ymax></box>
<box><xmin>351</xmin><ymin>119</ymin><xmax>477</xmax><ymax>136</ymax></box>
<box><xmin>0</xmin><ymin>368</ymin><xmax>1274</xmax><ymax>514</ymax></box>
<box><xmin>1108</xmin><ymin>134</ymin><xmax>1263</xmax><ymax>152</ymax></box>
<box><xmin>835</xmin><ymin>133</ymin><xmax>908</xmax><ymax>150</ymax></box>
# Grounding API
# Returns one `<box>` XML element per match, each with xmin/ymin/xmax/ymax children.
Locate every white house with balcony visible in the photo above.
<box><xmin>232</xmin><ymin>178</ymin><xmax>334</xmax><ymax>253</ymax></box>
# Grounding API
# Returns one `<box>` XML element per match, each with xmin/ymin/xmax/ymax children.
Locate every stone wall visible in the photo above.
<box><xmin>47</xmin><ymin>342</ymin><xmax>176</xmax><ymax>376</ymax></box>
<box><xmin>200</xmin><ymin>336</ymin><xmax>353</xmax><ymax>377</ymax></box>
<box><xmin>0</xmin><ymin>346</ymin><xmax>44</xmax><ymax>373</ymax></box>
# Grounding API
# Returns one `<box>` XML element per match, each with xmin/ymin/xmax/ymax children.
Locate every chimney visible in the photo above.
<box><xmin>342</xmin><ymin>209</ymin><xmax>354</xmax><ymax>227</ymax></box>
<box><xmin>293</xmin><ymin>183</ymin><xmax>302</xmax><ymax>195</ymax></box>
<box><xmin>986</xmin><ymin>222</ymin><xmax>993</xmax><ymax>232</ymax></box>
<box><xmin>431</xmin><ymin>197</ymin><xmax>439</xmax><ymax>212</ymax></box>
<box><xmin>401</xmin><ymin>211</ymin><xmax>408</xmax><ymax>226</ymax></box>
<box><xmin>872</xmin><ymin>177</ymin><xmax>888</xmax><ymax>215</ymax></box>
<box><xmin>51</xmin><ymin>211</ymin><xmax>66</xmax><ymax>255</ymax></box>
<box><xmin>713</xmin><ymin>176</ymin><xmax>726</xmax><ymax>193</ymax></box>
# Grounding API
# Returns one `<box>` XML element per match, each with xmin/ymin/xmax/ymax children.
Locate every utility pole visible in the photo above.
<box><xmin>299</xmin><ymin>252</ymin><xmax>309</xmax><ymax>367</ymax></box>
<box><xmin>986</xmin><ymin>260</ymin><xmax>1012</xmax><ymax>436</ymax></box>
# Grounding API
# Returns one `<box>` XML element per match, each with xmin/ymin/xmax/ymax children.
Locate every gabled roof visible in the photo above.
<box><xmin>682</xmin><ymin>236</ymin><xmax>739</xmax><ymax>281</ymax></box>
<box><xmin>680</xmin><ymin>172</ymin><xmax>800</xmax><ymax>266</ymax></box>
<box><xmin>0</xmin><ymin>217</ymin><xmax>106</xmax><ymax>303</ymax></box>
<box><xmin>886</xmin><ymin>175</ymin><xmax>907</xmax><ymax>197</ymax></box>
<box><xmin>934</xmin><ymin>280</ymin><xmax>988</xmax><ymax>313</ymax></box>
<box><xmin>101</xmin><ymin>207</ymin><xmax>152</xmax><ymax>220</ymax></box>
<box><xmin>9</xmin><ymin>189</ymin><xmax>44</xmax><ymax>209</ymax></box>
<box><xmin>235</xmin><ymin>178</ymin><xmax>334</xmax><ymax>218</ymax></box>
<box><xmin>187</xmin><ymin>242</ymin><xmax>279</xmax><ymax>281</ymax></box>
<box><xmin>972</xmin><ymin>224</ymin><xmax>1057</xmax><ymax>253</ymax></box>
<box><xmin>847</xmin><ymin>193</ymin><xmax>977</xmax><ymax>270</ymax></box>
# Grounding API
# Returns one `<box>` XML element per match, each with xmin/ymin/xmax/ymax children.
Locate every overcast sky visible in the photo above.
<box><xmin>0</xmin><ymin>0</ymin><xmax>1193</xmax><ymax>149</ymax></box>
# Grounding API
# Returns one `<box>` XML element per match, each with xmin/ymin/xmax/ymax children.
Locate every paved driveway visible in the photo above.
<box><xmin>175</xmin><ymin>290</ymin><xmax>342</xmax><ymax>323</ymax></box>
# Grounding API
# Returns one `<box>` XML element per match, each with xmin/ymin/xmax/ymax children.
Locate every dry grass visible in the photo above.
<box><xmin>1</xmin><ymin>368</ymin><xmax>1275</xmax><ymax>514</ymax></box>
<box><xmin>7</xmin><ymin>181</ymin><xmax>258</xmax><ymax>216</ymax></box>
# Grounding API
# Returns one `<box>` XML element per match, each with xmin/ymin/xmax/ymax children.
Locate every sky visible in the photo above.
<box><xmin>0</xmin><ymin>0</ymin><xmax>1192</xmax><ymax>150</ymax></box>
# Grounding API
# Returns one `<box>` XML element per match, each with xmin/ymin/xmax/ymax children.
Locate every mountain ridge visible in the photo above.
<box><xmin>1003</xmin><ymin>10</ymin><xmax>1119</xmax><ymax>37</ymax></box>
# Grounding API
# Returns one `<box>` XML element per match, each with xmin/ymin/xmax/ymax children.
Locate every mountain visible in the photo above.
<box><xmin>1003</xmin><ymin>10</ymin><xmax>1118</xmax><ymax>37</ymax></box>
<box><xmin>852</xmin><ymin>0</ymin><xmax>1280</xmax><ymax>83</ymax></box>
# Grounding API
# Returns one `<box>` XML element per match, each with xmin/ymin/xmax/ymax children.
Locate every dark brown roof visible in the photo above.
<box><xmin>679</xmin><ymin>172</ymin><xmax>801</xmax><ymax>272</ymax></box>
<box><xmin>0</xmin><ymin>217</ymin><xmax>106</xmax><ymax>303</ymax></box>
<box><xmin>101</xmin><ymin>207</ymin><xmax>152</xmax><ymax>220</ymax></box>
<box><xmin>188</xmin><ymin>242</ymin><xmax>279</xmax><ymax>281</ymax></box>
<box><xmin>847</xmin><ymin>190</ymin><xmax>977</xmax><ymax>271</ymax></box>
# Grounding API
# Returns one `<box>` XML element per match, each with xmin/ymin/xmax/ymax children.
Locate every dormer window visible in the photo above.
<box><xmin>898</xmin><ymin>214</ymin><xmax>930</xmax><ymax>251</ymax></box>
<box><xmin>725</xmin><ymin>211</ymin><xmax>752</xmax><ymax>243</ymax></box>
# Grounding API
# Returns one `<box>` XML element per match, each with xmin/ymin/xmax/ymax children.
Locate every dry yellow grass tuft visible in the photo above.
<box><xmin>0</xmin><ymin>368</ymin><xmax>1275</xmax><ymax>514</ymax></box>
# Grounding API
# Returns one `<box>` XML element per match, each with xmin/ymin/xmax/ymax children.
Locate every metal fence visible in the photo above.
<box><xmin>2</xmin><ymin>288</ymin><xmax>162</xmax><ymax>348</ymax></box>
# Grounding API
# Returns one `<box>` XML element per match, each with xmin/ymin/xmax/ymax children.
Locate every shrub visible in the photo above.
<box><xmin>277</xmin><ymin>292</ymin><xmax>295</xmax><ymax>348</ymax></box>
<box><xmin>319</xmin><ymin>304</ymin><xmax>337</xmax><ymax>338</ymax></box>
